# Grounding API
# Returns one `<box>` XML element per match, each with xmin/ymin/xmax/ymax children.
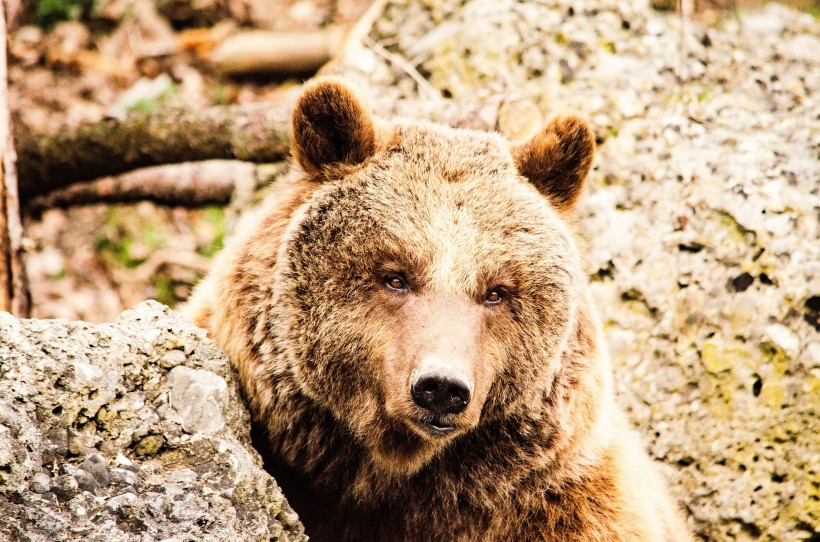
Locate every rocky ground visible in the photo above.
<box><xmin>5</xmin><ymin>0</ymin><xmax>819</xmax><ymax>540</ymax></box>
<box><xmin>325</xmin><ymin>1</ymin><xmax>818</xmax><ymax>539</ymax></box>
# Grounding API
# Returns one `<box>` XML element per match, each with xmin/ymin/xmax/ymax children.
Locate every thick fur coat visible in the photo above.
<box><xmin>186</xmin><ymin>78</ymin><xmax>694</xmax><ymax>542</ymax></box>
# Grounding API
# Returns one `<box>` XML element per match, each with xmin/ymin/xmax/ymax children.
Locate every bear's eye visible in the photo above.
<box><xmin>484</xmin><ymin>288</ymin><xmax>504</xmax><ymax>306</ymax></box>
<box><xmin>384</xmin><ymin>275</ymin><xmax>408</xmax><ymax>292</ymax></box>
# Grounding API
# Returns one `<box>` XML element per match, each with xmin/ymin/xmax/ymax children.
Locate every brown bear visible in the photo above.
<box><xmin>185</xmin><ymin>77</ymin><xmax>694</xmax><ymax>542</ymax></box>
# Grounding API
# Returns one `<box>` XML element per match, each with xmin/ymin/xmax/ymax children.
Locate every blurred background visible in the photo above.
<box><xmin>8</xmin><ymin>0</ymin><xmax>374</xmax><ymax>321</ymax></box>
<box><xmin>5</xmin><ymin>0</ymin><xmax>815</xmax><ymax>323</ymax></box>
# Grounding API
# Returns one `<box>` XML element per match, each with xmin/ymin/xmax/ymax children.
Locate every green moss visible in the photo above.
<box><xmin>94</xmin><ymin>406</ymin><xmax>117</xmax><ymax>431</ymax></box>
<box><xmin>94</xmin><ymin>207</ymin><xmax>170</xmax><ymax>269</ymax></box>
<box><xmin>692</xmin><ymin>210</ymin><xmax>758</xmax><ymax>266</ymax></box>
<box><xmin>196</xmin><ymin>206</ymin><xmax>225</xmax><ymax>258</ymax></box>
<box><xmin>758</xmin><ymin>341</ymin><xmax>791</xmax><ymax>375</ymax></box>
<box><xmin>211</xmin><ymin>85</ymin><xmax>231</xmax><ymax>106</ymax></box>
<box><xmin>697</xmin><ymin>85</ymin><xmax>715</xmax><ymax>103</ymax></box>
<box><xmin>152</xmin><ymin>275</ymin><xmax>179</xmax><ymax>308</ymax></box>
<box><xmin>134</xmin><ymin>435</ymin><xmax>165</xmax><ymax>457</ymax></box>
<box><xmin>701</xmin><ymin>342</ymin><xmax>738</xmax><ymax>373</ymax></box>
<box><xmin>126</xmin><ymin>85</ymin><xmax>178</xmax><ymax>115</ymax></box>
<box><xmin>94</xmin><ymin>234</ymin><xmax>144</xmax><ymax>269</ymax></box>
<box><xmin>35</xmin><ymin>0</ymin><xmax>94</xmax><ymax>28</ymax></box>
<box><xmin>47</xmin><ymin>267</ymin><xmax>67</xmax><ymax>281</ymax></box>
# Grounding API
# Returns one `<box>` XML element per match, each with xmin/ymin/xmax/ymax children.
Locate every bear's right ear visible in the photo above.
<box><xmin>291</xmin><ymin>77</ymin><xmax>377</xmax><ymax>178</ymax></box>
<box><xmin>512</xmin><ymin>116</ymin><xmax>595</xmax><ymax>212</ymax></box>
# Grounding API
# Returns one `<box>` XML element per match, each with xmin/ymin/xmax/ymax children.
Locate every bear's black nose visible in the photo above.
<box><xmin>411</xmin><ymin>373</ymin><xmax>471</xmax><ymax>415</ymax></box>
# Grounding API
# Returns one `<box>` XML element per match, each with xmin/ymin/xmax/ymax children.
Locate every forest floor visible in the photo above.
<box><xmin>12</xmin><ymin>0</ymin><xmax>373</xmax><ymax>321</ymax></box>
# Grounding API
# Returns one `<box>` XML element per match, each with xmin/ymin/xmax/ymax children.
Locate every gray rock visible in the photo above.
<box><xmin>0</xmin><ymin>301</ymin><xmax>306</xmax><ymax>542</ymax></box>
<box><xmin>166</xmin><ymin>365</ymin><xmax>228</xmax><ymax>434</ymax></box>
<box><xmin>68</xmin><ymin>466</ymin><xmax>100</xmax><ymax>494</ymax></box>
<box><xmin>159</xmin><ymin>349</ymin><xmax>187</xmax><ymax>369</ymax></box>
<box><xmin>105</xmin><ymin>491</ymin><xmax>139</xmax><ymax>517</ymax></box>
<box><xmin>30</xmin><ymin>472</ymin><xmax>50</xmax><ymax>493</ymax></box>
<box><xmin>50</xmin><ymin>475</ymin><xmax>79</xmax><ymax>502</ymax></box>
<box><xmin>80</xmin><ymin>453</ymin><xmax>112</xmax><ymax>487</ymax></box>
<box><xmin>109</xmin><ymin>468</ymin><xmax>139</xmax><ymax>487</ymax></box>
<box><xmin>325</xmin><ymin>1</ymin><xmax>819</xmax><ymax>540</ymax></box>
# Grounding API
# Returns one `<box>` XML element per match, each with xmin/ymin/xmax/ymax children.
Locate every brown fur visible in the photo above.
<box><xmin>291</xmin><ymin>77</ymin><xmax>377</xmax><ymax>180</ymax></box>
<box><xmin>186</xmin><ymin>78</ymin><xmax>694</xmax><ymax>542</ymax></box>
<box><xmin>512</xmin><ymin>115</ymin><xmax>595</xmax><ymax>212</ymax></box>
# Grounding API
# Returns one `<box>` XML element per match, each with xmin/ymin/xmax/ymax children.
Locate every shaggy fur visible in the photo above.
<box><xmin>186</xmin><ymin>78</ymin><xmax>694</xmax><ymax>542</ymax></box>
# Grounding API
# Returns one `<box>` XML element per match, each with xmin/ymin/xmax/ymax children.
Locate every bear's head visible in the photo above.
<box><xmin>272</xmin><ymin>78</ymin><xmax>595</xmax><ymax>475</ymax></box>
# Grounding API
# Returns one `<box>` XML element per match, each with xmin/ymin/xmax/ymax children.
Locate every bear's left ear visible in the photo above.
<box><xmin>291</xmin><ymin>77</ymin><xmax>377</xmax><ymax>178</ymax></box>
<box><xmin>512</xmin><ymin>116</ymin><xmax>595</xmax><ymax>212</ymax></box>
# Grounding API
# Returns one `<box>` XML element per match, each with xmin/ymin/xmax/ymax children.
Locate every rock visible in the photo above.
<box><xmin>80</xmin><ymin>453</ymin><xmax>112</xmax><ymax>487</ymax></box>
<box><xmin>0</xmin><ymin>301</ymin><xmax>306</xmax><ymax>542</ymax></box>
<box><xmin>133</xmin><ymin>434</ymin><xmax>166</xmax><ymax>457</ymax></box>
<box><xmin>165</xmin><ymin>366</ymin><xmax>228</xmax><ymax>434</ymax></box>
<box><xmin>325</xmin><ymin>1</ymin><xmax>820</xmax><ymax>540</ymax></box>
<box><xmin>159</xmin><ymin>349</ymin><xmax>187</xmax><ymax>369</ymax></box>
<box><xmin>30</xmin><ymin>472</ymin><xmax>51</xmax><ymax>494</ymax></box>
<box><xmin>50</xmin><ymin>475</ymin><xmax>79</xmax><ymax>502</ymax></box>
<box><xmin>105</xmin><ymin>491</ymin><xmax>139</xmax><ymax>517</ymax></box>
<box><xmin>62</xmin><ymin>463</ymin><xmax>100</xmax><ymax>493</ymax></box>
<box><xmin>109</xmin><ymin>468</ymin><xmax>140</xmax><ymax>487</ymax></box>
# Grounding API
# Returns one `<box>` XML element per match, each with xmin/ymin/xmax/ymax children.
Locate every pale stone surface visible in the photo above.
<box><xmin>327</xmin><ymin>1</ymin><xmax>819</xmax><ymax>540</ymax></box>
<box><xmin>0</xmin><ymin>301</ymin><xmax>306</xmax><ymax>542</ymax></box>
<box><xmin>166</xmin><ymin>366</ymin><xmax>228</xmax><ymax>434</ymax></box>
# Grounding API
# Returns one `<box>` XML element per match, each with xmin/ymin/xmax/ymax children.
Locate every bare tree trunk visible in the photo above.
<box><xmin>16</xmin><ymin>102</ymin><xmax>293</xmax><ymax>205</ymax></box>
<box><xmin>0</xmin><ymin>0</ymin><xmax>29</xmax><ymax>316</ymax></box>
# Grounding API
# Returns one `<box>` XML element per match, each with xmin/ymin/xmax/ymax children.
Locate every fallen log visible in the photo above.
<box><xmin>16</xmin><ymin>102</ymin><xmax>292</xmax><ymax>204</ymax></box>
<box><xmin>211</xmin><ymin>28</ymin><xmax>347</xmax><ymax>76</ymax></box>
<box><xmin>25</xmin><ymin>160</ymin><xmax>285</xmax><ymax>214</ymax></box>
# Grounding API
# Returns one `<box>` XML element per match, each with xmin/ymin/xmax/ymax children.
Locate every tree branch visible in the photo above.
<box><xmin>14</xmin><ymin>73</ymin><xmax>539</xmax><ymax>212</ymax></box>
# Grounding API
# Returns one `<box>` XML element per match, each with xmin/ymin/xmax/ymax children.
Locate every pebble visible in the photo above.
<box><xmin>51</xmin><ymin>475</ymin><xmax>79</xmax><ymax>502</ymax></box>
<box><xmin>105</xmin><ymin>492</ymin><xmax>139</xmax><ymax>517</ymax></box>
<box><xmin>110</xmin><ymin>468</ymin><xmax>140</xmax><ymax>486</ymax></box>
<box><xmin>30</xmin><ymin>472</ymin><xmax>51</xmax><ymax>493</ymax></box>
<box><xmin>80</xmin><ymin>453</ymin><xmax>112</xmax><ymax>487</ymax></box>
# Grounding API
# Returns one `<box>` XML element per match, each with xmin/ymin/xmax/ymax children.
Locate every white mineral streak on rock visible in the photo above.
<box><xmin>71</xmin><ymin>360</ymin><xmax>103</xmax><ymax>388</ymax></box>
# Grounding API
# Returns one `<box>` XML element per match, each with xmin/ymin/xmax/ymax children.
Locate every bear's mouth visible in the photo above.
<box><xmin>414</xmin><ymin>418</ymin><xmax>457</xmax><ymax>438</ymax></box>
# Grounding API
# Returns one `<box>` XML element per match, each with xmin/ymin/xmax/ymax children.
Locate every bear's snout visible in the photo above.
<box><xmin>381</xmin><ymin>294</ymin><xmax>491</xmax><ymax>441</ymax></box>
<box><xmin>407</xmin><ymin>356</ymin><xmax>476</xmax><ymax>437</ymax></box>
<box><xmin>411</xmin><ymin>371</ymin><xmax>472</xmax><ymax>416</ymax></box>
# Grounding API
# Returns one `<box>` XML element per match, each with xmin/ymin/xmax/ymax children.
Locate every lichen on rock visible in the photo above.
<box><xmin>0</xmin><ymin>301</ymin><xmax>306</xmax><ymax>542</ymax></box>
